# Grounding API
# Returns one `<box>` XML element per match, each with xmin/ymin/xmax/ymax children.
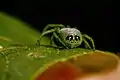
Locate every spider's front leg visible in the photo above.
<box><xmin>53</xmin><ymin>32</ymin><xmax>69</xmax><ymax>49</ymax></box>
<box><xmin>82</xmin><ymin>34</ymin><xmax>95</xmax><ymax>50</ymax></box>
<box><xmin>82</xmin><ymin>38</ymin><xmax>92</xmax><ymax>49</ymax></box>
<box><xmin>50</xmin><ymin>35</ymin><xmax>58</xmax><ymax>47</ymax></box>
<box><xmin>36</xmin><ymin>29</ymin><xmax>56</xmax><ymax>46</ymax></box>
<box><xmin>50</xmin><ymin>35</ymin><xmax>54</xmax><ymax>45</ymax></box>
<box><xmin>42</xmin><ymin>24</ymin><xmax>65</xmax><ymax>33</ymax></box>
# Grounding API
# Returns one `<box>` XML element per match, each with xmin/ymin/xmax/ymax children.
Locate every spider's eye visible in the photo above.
<box><xmin>66</xmin><ymin>35</ymin><xmax>73</xmax><ymax>41</ymax></box>
<box><xmin>75</xmin><ymin>35</ymin><xmax>80</xmax><ymax>41</ymax></box>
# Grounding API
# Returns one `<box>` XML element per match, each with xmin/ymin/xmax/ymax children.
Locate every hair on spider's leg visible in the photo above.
<box><xmin>82</xmin><ymin>38</ymin><xmax>92</xmax><ymax>49</ymax></box>
<box><xmin>53</xmin><ymin>32</ymin><xmax>69</xmax><ymax>49</ymax></box>
<box><xmin>83</xmin><ymin>34</ymin><xmax>95</xmax><ymax>50</ymax></box>
<box><xmin>36</xmin><ymin>29</ymin><xmax>56</xmax><ymax>46</ymax></box>
<box><xmin>42</xmin><ymin>24</ymin><xmax>65</xmax><ymax>33</ymax></box>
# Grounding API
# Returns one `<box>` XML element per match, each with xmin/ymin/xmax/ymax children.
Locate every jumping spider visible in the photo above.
<box><xmin>36</xmin><ymin>24</ymin><xmax>95</xmax><ymax>50</ymax></box>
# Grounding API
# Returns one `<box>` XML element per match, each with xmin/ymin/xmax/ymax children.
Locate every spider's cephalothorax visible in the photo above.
<box><xmin>58</xmin><ymin>28</ymin><xmax>82</xmax><ymax>48</ymax></box>
<box><xmin>37</xmin><ymin>24</ymin><xmax>95</xmax><ymax>50</ymax></box>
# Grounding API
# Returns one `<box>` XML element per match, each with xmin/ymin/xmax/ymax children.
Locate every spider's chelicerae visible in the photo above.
<box><xmin>37</xmin><ymin>24</ymin><xmax>95</xmax><ymax>50</ymax></box>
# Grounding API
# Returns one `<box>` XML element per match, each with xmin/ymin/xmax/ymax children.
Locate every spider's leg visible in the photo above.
<box><xmin>50</xmin><ymin>28</ymin><xmax>60</xmax><ymax>46</ymax></box>
<box><xmin>50</xmin><ymin>34</ymin><xmax>60</xmax><ymax>48</ymax></box>
<box><xmin>83</xmin><ymin>34</ymin><xmax>95</xmax><ymax>50</ymax></box>
<box><xmin>53</xmin><ymin>32</ymin><xmax>69</xmax><ymax>49</ymax></box>
<box><xmin>50</xmin><ymin>34</ymin><xmax>57</xmax><ymax>46</ymax></box>
<box><xmin>50</xmin><ymin>35</ymin><xmax>54</xmax><ymax>45</ymax></box>
<box><xmin>43</xmin><ymin>24</ymin><xmax>65</xmax><ymax>33</ymax></box>
<box><xmin>82</xmin><ymin>38</ymin><xmax>92</xmax><ymax>49</ymax></box>
<box><xmin>36</xmin><ymin>29</ymin><xmax>55</xmax><ymax>46</ymax></box>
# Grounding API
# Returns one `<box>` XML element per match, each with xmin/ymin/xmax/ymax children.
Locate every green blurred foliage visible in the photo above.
<box><xmin>0</xmin><ymin>12</ymin><xmax>50</xmax><ymax>46</ymax></box>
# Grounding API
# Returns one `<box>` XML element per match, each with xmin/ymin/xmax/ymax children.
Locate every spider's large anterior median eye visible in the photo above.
<box><xmin>75</xmin><ymin>35</ymin><xmax>80</xmax><ymax>41</ymax></box>
<box><xmin>66</xmin><ymin>35</ymin><xmax>73</xmax><ymax>41</ymax></box>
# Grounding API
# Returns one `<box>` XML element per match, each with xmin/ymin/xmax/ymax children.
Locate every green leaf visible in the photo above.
<box><xmin>0</xmin><ymin>46</ymin><xmax>119</xmax><ymax>80</ymax></box>
<box><xmin>0</xmin><ymin>12</ymin><xmax>50</xmax><ymax>46</ymax></box>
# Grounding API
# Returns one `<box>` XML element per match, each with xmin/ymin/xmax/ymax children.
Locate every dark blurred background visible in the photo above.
<box><xmin>0</xmin><ymin>1</ymin><xmax>119</xmax><ymax>53</ymax></box>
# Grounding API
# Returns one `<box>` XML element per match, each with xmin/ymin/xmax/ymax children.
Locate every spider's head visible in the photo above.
<box><xmin>65</xmin><ymin>34</ymin><xmax>82</xmax><ymax>48</ymax></box>
<box><xmin>59</xmin><ymin>28</ymin><xmax>82</xmax><ymax>48</ymax></box>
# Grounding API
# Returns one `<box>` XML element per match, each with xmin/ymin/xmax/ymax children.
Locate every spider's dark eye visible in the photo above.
<box><xmin>75</xmin><ymin>35</ymin><xmax>80</xmax><ymax>41</ymax></box>
<box><xmin>66</xmin><ymin>35</ymin><xmax>73</xmax><ymax>41</ymax></box>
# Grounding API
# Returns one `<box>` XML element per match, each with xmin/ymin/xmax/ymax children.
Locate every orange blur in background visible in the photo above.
<box><xmin>35</xmin><ymin>62</ymin><xmax>83</xmax><ymax>80</ymax></box>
